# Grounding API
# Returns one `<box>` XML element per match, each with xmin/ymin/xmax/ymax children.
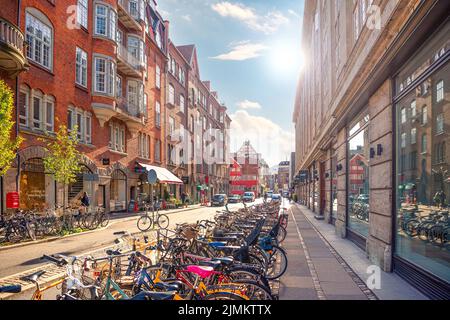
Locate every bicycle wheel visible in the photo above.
<box><xmin>203</xmin><ymin>291</ymin><xmax>248</xmax><ymax>300</ymax></box>
<box><xmin>137</xmin><ymin>215</ymin><xmax>153</xmax><ymax>232</ymax></box>
<box><xmin>405</xmin><ymin>220</ymin><xmax>419</xmax><ymax>237</ymax></box>
<box><xmin>100</xmin><ymin>213</ymin><xmax>110</xmax><ymax>228</ymax></box>
<box><xmin>227</xmin><ymin>279</ymin><xmax>274</xmax><ymax>300</ymax></box>
<box><xmin>277</xmin><ymin>225</ymin><xmax>287</xmax><ymax>243</ymax></box>
<box><xmin>226</xmin><ymin>266</ymin><xmax>270</xmax><ymax>291</ymax></box>
<box><xmin>157</xmin><ymin>214</ymin><xmax>170</xmax><ymax>230</ymax></box>
<box><xmin>265</xmin><ymin>245</ymin><xmax>288</xmax><ymax>280</ymax></box>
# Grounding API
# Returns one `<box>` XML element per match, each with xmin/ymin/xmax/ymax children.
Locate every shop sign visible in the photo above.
<box><xmin>6</xmin><ymin>192</ymin><xmax>19</xmax><ymax>209</ymax></box>
<box><xmin>102</xmin><ymin>158</ymin><xmax>110</xmax><ymax>165</ymax></box>
<box><xmin>147</xmin><ymin>169</ymin><xmax>158</xmax><ymax>184</ymax></box>
<box><xmin>181</xmin><ymin>176</ymin><xmax>189</xmax><ymax>184</ymax></box>
<box><xmin>135</xmin><ymin>167</ymin><xmax>146</xmax><ymax>174</ymax></box>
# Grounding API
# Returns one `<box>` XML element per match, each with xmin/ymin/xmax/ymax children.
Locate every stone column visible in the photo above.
<box><xmin>367</xmin><ymin>80</ymin><xmax>394</xmax><ymax>272</ymax></box>
<box><xmin>336</xmin><ymin>127</ymin><xmax>347</xmax><ymax>238</ymax></box>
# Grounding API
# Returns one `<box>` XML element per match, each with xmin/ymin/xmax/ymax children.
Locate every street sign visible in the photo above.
<box><xmin>181</xmin><ymin>176</ymin><xmax>189</xmax><ymax>184</ymax></box>
<box><xmin>6</xmin><ymin>192</ymin><xmax>19</xmax><ymax>209</ymax></box>
<box><xmin>148</xmin><ymin>169</ymin><xmax>157</xmax><ymax>184</ymax></box>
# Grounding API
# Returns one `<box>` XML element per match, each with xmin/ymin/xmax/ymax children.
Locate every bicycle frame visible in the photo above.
<box><xmin>31</xmin><ymin>277</ymin><xmax>66</xmax><ymax>300</ymax></box>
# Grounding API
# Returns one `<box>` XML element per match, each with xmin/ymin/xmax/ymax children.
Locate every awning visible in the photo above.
<box><xmin>138</xmin><ymin>163</ymin><xmax>183</xmax><ymax>185</ymax></box>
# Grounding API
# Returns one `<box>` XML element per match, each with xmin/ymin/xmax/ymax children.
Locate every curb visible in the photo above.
<box><xmin>0</xmin><ymin>206</ymin><xmax>202</xmax><ymax>252</ymax></box>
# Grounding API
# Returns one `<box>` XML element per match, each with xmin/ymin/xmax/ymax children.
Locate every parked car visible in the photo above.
<box><xmin>242</xmin><ymin>192</ymin><xmax>256</xmax><ymax>203</ymax></box>
<box><xmin>282</xmin><ymin>191</ymin><xmax>289</xmax><ymax>198</ymax></box>
<box><xmin>211</xmin><ymin>194</ymin><xmax>228</xmax><ymax>206</ymax></box>
<box><xmin>228</xmin><ymin>194</ymin><xmax>241</xmax><ymax>203</ymax></box>
<box><xmin>272</xmin><ymin>194</ymin><xmax>282</xmax><ymax>202</ymax></box>
<box><xmin>265</xmin><ymin>191</ymin><xmax>273</xmax><ymax>199</ymax></box>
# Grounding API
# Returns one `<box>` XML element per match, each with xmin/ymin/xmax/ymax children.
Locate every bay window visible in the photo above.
<box><xmin>126</xmin><ymin>80</ymin><xmax>143</xmax><ymax>116</ymax></box>
<box><xmin>94</xmin><ymin>56</ymin><xmax>115</xmax><ymax>96</ymax></box>
<box><xmin>127</xmin><ymin>35</ymin><xmax>144</xmax><ymax>68</ymax></box>
<box><xmin>94</xmin><ymin>4</ymin><xmax>117</xmax><ymax>41</ymax></box>
<box><xmin>26</xmin><ymin>11</ymin><xmax>53</xmax><ymax>70</ymax></box>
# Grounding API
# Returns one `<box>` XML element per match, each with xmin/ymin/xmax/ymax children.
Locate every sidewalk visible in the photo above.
<box><xmin>279</xmin><ymin>204</ymin><xmax>427</xmax><ymax>300</ymax></box>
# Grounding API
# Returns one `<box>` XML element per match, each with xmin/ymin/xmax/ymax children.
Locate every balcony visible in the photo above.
<box><xmin>0</xmin><ymin>17</ymin><xmax>29</xmax><ymax>77</ymax></box>
<box><xmin>117</xmin><ymin>0</ymin><xmax>142</xmax><ymax>31</ymax></box>
<box><xmin>117</xmin><ymin>44</ymin><xmax>143</xmax><ymax>78</ymax></box>
<box><xmin>91</xmin><ymin>97</ymin><xmax>145</xmax><ymax>135</ymax></box>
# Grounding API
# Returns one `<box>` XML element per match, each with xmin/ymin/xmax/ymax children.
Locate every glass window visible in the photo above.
<box><xmin>45</xmin><ymin>98</ymin><xmax>54</xmax><ymax>132</ymax></box>
<box><xmin>155</xmin><ymin>101</ymin><xmax>161</xmax><ymax>127</ymax></box>
<box><xmin>95</xmin><ymin>5</ymin><xmax>107</xmax><ymax>36</ymax></box>
<box><xmin>85</xmin><ymin>115</ymin><xmax>91</xmax><ymax>143</ymax></box>
<box><xmin>169</xmin><ymin>84</ymin><xmax>175</xmax><ymax>105</ymax></box>
<box><xmin>26</xmin><ymin>12</ymin><xmax>52</xmax><ymax>69</ymax></box>
<box><xmin>67</xmin><ymin>108</ymin><xmax>73</xmax><ymax>131</ymax></box>
<box><xmin>116</xmin><ymin>75</ymin><xmax>122</xmax><ymax>97</ymax></box>
<box><xmin>401</xmin><ymin>132</ymin><xmax>407</xmax><ymax>148</ymax></box>
<box><xmin>347</xmin><ymin>113</ymin><xmax>370</xmax><ymax>238</ymax></box>
<box><xmin>395</xmin><ymin>31</ymin><xmax>450</xmax><ymax>283</ymax></box>
<box><xmin>180</xmin><ymin>94</ymin><xmax>185</xmax><ymax>113</ymax></box>
<box><xmin>94</xmin><ymin>56</ymin><xmax>115</xmax><ymax>95</ymax></box>
<box><xmin>19</xmin><ymin>87</ymin><xmax>29</xmax><ymax>127</ymax></box>
<box><xmin>436</xmin><ymin>80</ymin><xmax>444</xmax><ymax>103</ymax></box>
<box><xmin>77</xmin><ymin>0</ymin><xmax>88</xmax><ymax>28</ymax></box>
<box><xmin>156</xmin><ymin>65</ymin><xmax>161</xmax><ymax>89</ymax></box>
<box><xmin>94</xmin><ymin>4</ymin><xmax>116</xmax><ymax>40</ymax></box>
<box><xmin>411</xmin><ymin>128</ymin><xmax>417</xmax><ymax>144</ymax></box>
<box><xmin>76</xmin><ymin>47</ymin><xmax>88</xmax><ymax>87</ymax></box>
<box><xmin>401</xmin><ymin>108</ymin><xmax>407</xmax><ymax>123</ymax></box>
<box><xmin>32</xmin><ymin>93</ymin><xmax>42</xmax><ymax>129</ymax></box>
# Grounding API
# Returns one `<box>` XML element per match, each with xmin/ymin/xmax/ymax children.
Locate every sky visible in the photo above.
<box><xmin>157</xmin><ymin>0</ymin><xmax>305</xmax><ymax>166</ymax></box>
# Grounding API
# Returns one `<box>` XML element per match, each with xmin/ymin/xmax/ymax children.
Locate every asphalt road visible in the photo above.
<box><xmin>0</xmin><ymin>203</ymin><xmax>247</xmax><ymax>279</ymax></box>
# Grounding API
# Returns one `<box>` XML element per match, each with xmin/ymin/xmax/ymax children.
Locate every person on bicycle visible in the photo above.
<box><xmin>80</xmin><ymin>192</ymin><xmax>90</xmax><ymax>214</ymax></box>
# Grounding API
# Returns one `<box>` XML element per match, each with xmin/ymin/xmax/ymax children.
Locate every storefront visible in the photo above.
<box><xmin>330</xmin><ymin>151</ymin><xmax>338</xmax><ymax>225</ymax></box>
<box><xmin>346</xmin><ymin>112</ymin><xmax>370</xmax><ymax>248</ymax></box>
<box><xmin>110</xmin><ymin>169</ymin><xmax>127</xmax><ymax>212</ymax></box>
<box><xmin>19</xmin><ymin>158</ymin><xmax>55</xmax><ymax>211</ymax></box>
<box><xmin>393</xmin><ymin>21</ymin><xmax>450</xmax><ymax>298</ymax></box>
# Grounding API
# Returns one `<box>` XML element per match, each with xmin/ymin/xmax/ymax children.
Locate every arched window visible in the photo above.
<box><xmin>25</xmin><ymin>8</ymin><xmax>53</xmax><ymax>70</ymax></box>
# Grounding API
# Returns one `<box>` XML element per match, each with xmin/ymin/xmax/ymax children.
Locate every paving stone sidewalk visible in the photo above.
<box><xmin>279</xmin><ymin>205</ymin><xmax>376</xmax><ymax>300</ymax></box>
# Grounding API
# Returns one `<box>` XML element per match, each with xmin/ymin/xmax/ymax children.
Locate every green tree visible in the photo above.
<box><xmin>41</xmin><ymin>124</ymin><xmax>82</xmax><ymax>207</ymax></box>
<box><xmin>0</xmin><ymin>80</ymin><xmax>23</xmax><ymax>176</ymax></box>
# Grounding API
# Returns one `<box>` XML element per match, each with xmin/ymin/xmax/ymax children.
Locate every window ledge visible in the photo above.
<box><xmin>75</xmin><ymin>83</ymin><xmax>89</xmax><ymax>93</ymax></box>
<box><xmin>436</xmin><ymin>131</ymin><xmax>445</xmax><ymax>136</ymax></box>
<box><xmin>109</xmin><ymin>149</ymin><xmax>128</xmax><ymax>156</ymax></box>
<box><xmin>28</xmin><ymin>60</ymin><xmax>54</xmax><ymax>76</ymax></box>
<box><xmin>19</xmin><ymin>126</ymin><xmax>55</xmax><ymax>138</ymax></box>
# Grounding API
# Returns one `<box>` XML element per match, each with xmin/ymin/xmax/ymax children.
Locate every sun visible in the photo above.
<box><xmin>269</xmin><ymin>42</ymin><xmax>305</xmax><ymax>74</ymax></box>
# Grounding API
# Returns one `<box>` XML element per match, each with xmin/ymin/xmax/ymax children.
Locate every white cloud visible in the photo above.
<box><xmin>229</xmin><ymin>110</ymin><xmax>294</xmax><ymax>167</ymax></box>
<box><xmin>288</xmin><ymin>9</ymin><xmax>301</xmax><ymax>18</ymax></box>
<box><xmin>236</xmin><ymin>100</ymin><xmax>262</xmax><ymax>110</ymax></box>
<box><xmin>211</xmin><ymin>42</ymin><xmax>268</xmax><ymax>61</ymax></box>
<box><xmin>211</xmin><ymin>2</ymin><xmax>289</xmax><ymax>34</ymax></box>
<box><xmin>181</xmin><ymin>14</ymin><xmax>191</xmax><ymax>22</ymax></box>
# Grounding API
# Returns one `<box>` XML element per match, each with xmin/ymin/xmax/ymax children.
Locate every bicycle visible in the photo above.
<box><xmin>137</xmin><ymin>203</ymin><xmax>170</xmax><ymax>231</ymax></box>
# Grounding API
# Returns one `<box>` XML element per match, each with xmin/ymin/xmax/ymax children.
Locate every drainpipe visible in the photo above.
<box><xmin>15</xmin><ymin>0</ymin><xmax>22</xmax><ymax>193</ymax></box>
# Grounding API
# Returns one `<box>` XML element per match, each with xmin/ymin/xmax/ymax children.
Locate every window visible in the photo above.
<box><xmin>156</xmin><ymin>65</ymin><xmax>161</xmax><ymax>89</ymax></box>
<box><xmin>143</xmin><ymin>93</ymin><xmax>148</xmax><ymax>118</ymax></box>
<box><xmin>109</xmin><ymin>122</ymin><xmax>126</xmax><ymax>152</ymax></box>
<box><xmin>76</xmin><ymin>112</ymin><xmax>83</xmax><ymax>140</ymax></box>
<box><xmin>32</xmin><ymin>91</ymin><xmax>42</xmax><ymax>129</ymax></box>
<box><xmin>436</xmin><ymin>80</ymin><xmax>444</xmax><ymax>102</ymax></box>
<box><xmin>169</xmin><ymin>117</ymin><xmax>175</xmax><ymax>135</ymax></box>
<box><xmin>353</xmin><ymin>3</ymin><xmax>360</xmax><ymax>41</ymax></box>
<box><xmin>94</xmin><ymin>4</ymin><xmax>117</xmax><ymax>40</ymax></box>
<box><xmin>168</xmin><ymin>84</ymin><xmax>175</xmax><ymax>105</ymax></box>
<box><xmin>190</xmin><ymin>115</ymin><xmax>194</xmax><ymax>132</ymax></box>
<box><xmin>116</xmin><ymin>75</ymin><xmax>122</xmax><ymax>97</ymax></box>
<box><xmin>411</xmin><ymin>128</ymin><xmax>417</xmax><ymax>144</ymax></box>
<box><xmin>26</xmin><ymin>12</ymin><xmax>52</xmax><ymax>69</ymax></box>
<box><xmin>128</xmin><ymin>36</ymin><xmax>144</xmax><ymax>68</ymax></box>
<box><xmin>76</xmin><ymin>47</ymin><xmax>88</xmax><ymax>87</ymax></box>
<box><xmin>155</xmin><ymin>139</ymin><xmax>161</xmax><ymax>162</ymax></box>
<box><xmin>94</xmin><ymin>56</ymin><xmax>115</xmax><ymax>96</ymax></box>
<box><xmin>203</xmin><ymin>116</ymin><xmax>206</xmax><ymax>131</ymax></box>
<box><xmin>421</xmin><ymin>134</ymin><xmax>427</xmax><ymax>153</ymax></box>
<box><xmin>180</xmin><ymin>94</ymin><xmax>185</xmax><ymax>113</ymax></box>
<box><xmin>422</xmin><ymin>106</ymin><xmax>427</xmax><ymax>124</ymax></box>
<box><xmin>155</xmin><ymin>101</ymin><xmax>161</xmax><ymax>127</ymax></box>
<box><xmin>401</xmin><ymin>108</ymin><xmax>407</xmax><ymax>124</ymax></box>
<box><xmin>180</xmin><ymin>124</ymin><xmax>185</xmax><ymax>142</ymax></box>
<box><xmin>19</xmin><ymin>86</ymin><xmax>29</xmax><ymax>127</ymax></box>
<box><xmin>85</xmin><ymin>115</ymin><xmax>91</xmax><ymax>143</ymax></box>
<box><xmin>138</xmin><ymin>133</ymin><xmax>150</xmax><ymax>159</ymax></box>
<box><xmin>401</xmin><ymin>132</ymin><xmax>406</xmax><ymax>148</ymax></box>
<box><xmin>436</xmin><ymin>114</ymin><xmax>444</xmax><ymax>134</ymax></box>
<box><xmin>45</xmin><ymin>97</ymin><xmax>54</xmax><ymax>132</ymax></box>
<box><xmin>127</xmin><ymin>80</ymin><xmax>144</xmax><ymax>115</ymax></box>
<box><xmin>411</xmin><ymin>100</ymin><xmax>416</xmax><ymax>117</ymax></box>
<box><xmin>67</xmin><ymin>109</ymin><xmax>73</xmax><ymax>131</ymax></box>
<box><xmin>77</xmin><ymin>0</ymin><xmax>88</xmax><ymax>28</ymax></box>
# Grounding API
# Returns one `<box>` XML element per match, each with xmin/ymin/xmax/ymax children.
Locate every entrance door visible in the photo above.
<box><xmin>320</xmin><ymin>161</ymin><xmax>326</xmax><ymax>216</ymax></box>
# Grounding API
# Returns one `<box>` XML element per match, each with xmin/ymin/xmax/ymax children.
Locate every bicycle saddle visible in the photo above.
<box><xmin>0</xmin><ymin>284</ymin><xmax>21</xmax><ymax>293</ymax></box>
<box><xmin>186</xmin><ymin>265</ymin><xmax>215</xmax><ymax>278</ymax></box>
<box><xmin>132</xmin><ymin>290</ymin><xmax>176</xmax><ymax>300</ymax></box>
<box><xmin>211</xmin><ymin>257</ymin><xmax>234</xmax><ymax>266</ymax></box>
<box><xmin>20</xmin><ymin>270</ymin><xmax>46</xmax><ymax>283</ymax></box>
<box><xmin>198</xmin><ymin>260</ymin><xmax>222</xmax><ymax>270</ymax></box>
<box><xmin>106</xmin><ymin>249</ymin><xmax>121</xmax><ymax>256</ymax></box>
<box><xmin>153</xmin><ymin>281</ymin><xmax>182</xmax><ymax>292</ymax></box>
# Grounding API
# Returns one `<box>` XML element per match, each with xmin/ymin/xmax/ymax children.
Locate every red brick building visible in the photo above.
<box><xmin>0</xmin><ymin>0</ymin><xmax>231</xmax><ymax>212</ymax></box>
<box><xmin>230</xmin><ymin>141</ymin><xmax>261</xmax><ymax>197</ymax></box>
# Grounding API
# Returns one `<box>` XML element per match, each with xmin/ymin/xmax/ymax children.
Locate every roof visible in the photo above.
<box><xmin>176</xmin><ymin>44</ymin><xmax>195</xmax><ymax>63</ymax></box>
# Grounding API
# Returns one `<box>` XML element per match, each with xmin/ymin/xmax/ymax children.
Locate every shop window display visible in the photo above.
<box><xmin>395</xmin><ymin>23</ymin><xmax>449</xmax><ymax>283</ymax></box>
<box><xmin>331</xmin><ymin>153</ymin><xmax>338</xmax><ymax>224</ymax></box>
<box><xmin>110</xmin><ymin>169</ymin><xmax>127</xmax><ymax>211</ymax></box>
<box><xmin>347</xmin><ymin>114</ymin><xmax>370</xmax><ymax>238</ymax></box>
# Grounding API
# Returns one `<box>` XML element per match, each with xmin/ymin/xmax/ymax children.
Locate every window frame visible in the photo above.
<box><xmin>25</xmin><ymin>11</ymin><xmax>53</xmax><ymax>70</ymax></box>
<box><xmin>76</xmin><ymin>47</ymin><xmax>88</xmax><ymax>87</ymax></box>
